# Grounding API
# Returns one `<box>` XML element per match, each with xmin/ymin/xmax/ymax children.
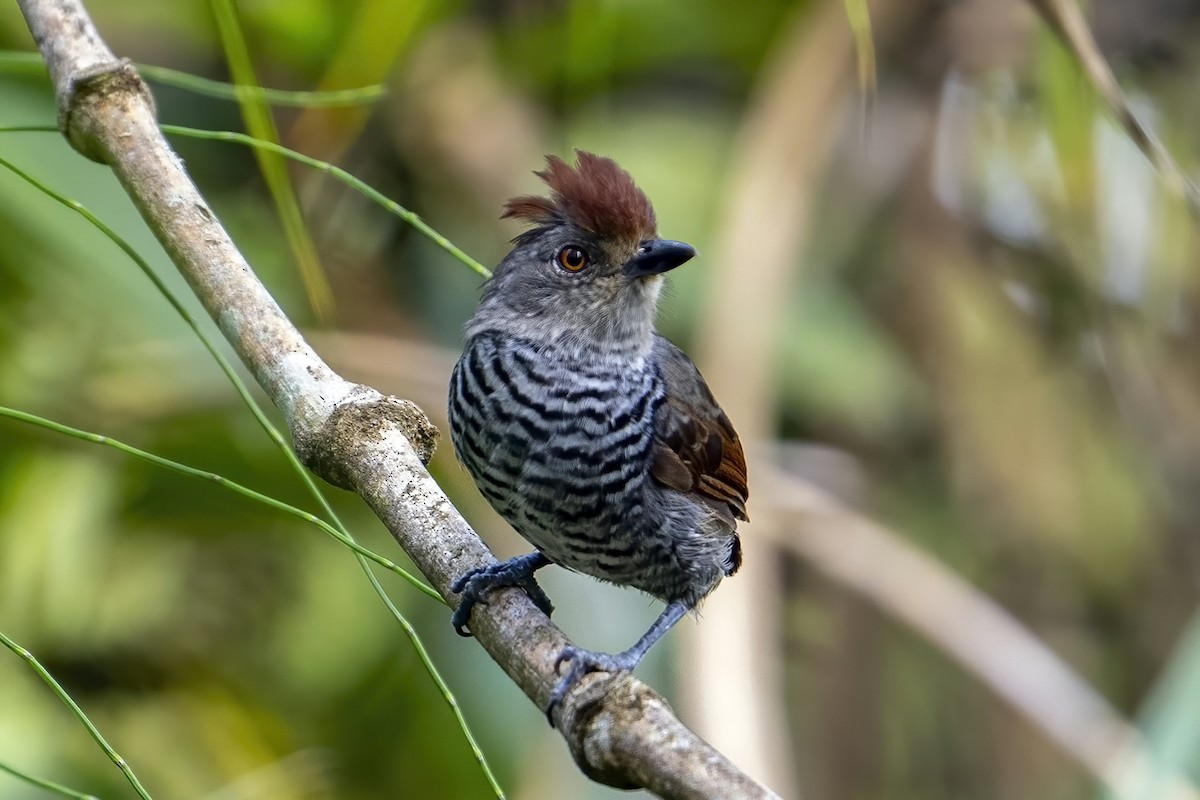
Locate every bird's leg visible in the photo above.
<box><xmin>546</xmin><ymin>598</ymin><xmax>692</xmax><ymax>723</ymax></box>
<box><xmin>451</xmin><ymin>551</ymin><xmax>554</xmax><ymax>636</ymax></box>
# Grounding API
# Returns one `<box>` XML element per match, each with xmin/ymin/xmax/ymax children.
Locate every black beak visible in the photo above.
<box><xmin>624</xmin><ymin>239</ymin><xmax>696</xmax><ymax>277</ymax></box>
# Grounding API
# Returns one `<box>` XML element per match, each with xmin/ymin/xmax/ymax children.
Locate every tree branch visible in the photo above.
<box><xmin>1026</xmin><ymin>0</ymin><xmax>1200</xmax><ymax>217</ymax></box>
<box><xmin>758</xmin><ymin>466</ymin><xmax>1200</xmax><ymax>800</ymax></box>
<box><xmin>15</xmin><ymin>1</ymin><xmax>778</xmax><ymax>797</ymax></box>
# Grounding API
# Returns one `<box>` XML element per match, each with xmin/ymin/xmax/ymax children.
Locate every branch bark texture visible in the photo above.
<box><xmin>16</xmin><ymin>1</ymin><xmax>779</xmax><ymax>797</ymax></box>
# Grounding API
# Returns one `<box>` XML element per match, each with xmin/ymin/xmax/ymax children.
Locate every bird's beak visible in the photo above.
<box><xmin>624</xmin><ymin>239</ymin><xmax>696</xmax><ymax>277</ymax></box>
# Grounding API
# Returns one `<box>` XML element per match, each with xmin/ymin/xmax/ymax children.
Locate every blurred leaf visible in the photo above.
<box><xmin>1036</xmin><ymin>24</ymin><xmax>1096</xmax><ymax>223</ymax></box>
<box><xmin>210</xmin><ymin>0</ymin><xmax>335</xmax><ymax>323</ymax></box>
<box><xmin>843</xmin><ymin>0</ymin><xmax>877</xmax><ymax>114</ymax></box>
<box><xmin>1101</xmin><ymin>608</ymin><xmax>1200</xmax><ymax>800</ymax></box>
<box><xmin>288</xmin><ymin>0</ymin><xmax>432</xmax><ymax>157</ymax></box>
<box><xmin>777</xmin><ymin>286</ymin><xmax>918</xmax><ymax>439</ymax></box>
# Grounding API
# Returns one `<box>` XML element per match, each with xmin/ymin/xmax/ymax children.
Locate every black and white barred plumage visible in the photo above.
<box><xmin>450</xmin><ymin>331</ymin><xmax>737</xmax><ymax>605</ymax></box>
<box><xmin>447</xmin><ymin>151</ymin><xmax>748</xmax><ymax>719</ymax></box>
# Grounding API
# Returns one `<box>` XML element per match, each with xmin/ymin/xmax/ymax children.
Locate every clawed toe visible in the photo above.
<box><xmin>545</xmin><ymin>646</ymin><xmax>638</xmax><ymax>725</ymax></box>
<box><xmin>449</xmin><ymin>553</ymin><xmax>554</xmax><ymax>637</ymax></box>
<box><xmin>450</xmin><ymin>569</ymin><xmax>477</xmax><ymax>595</ymax></box>
<box><xmin>521</xmin><ymin>579</ymin><xmax>555</xmax><ymax>618</ymax></box>
<box><xmin>450</xmin><ymin>602</ymin><xmax>478</xmax><ymax>637</ymax></box>
<box><xmin>450</xmin><ymin>568</ymin><xmax>491</xmax><ymax>636</ymax></box>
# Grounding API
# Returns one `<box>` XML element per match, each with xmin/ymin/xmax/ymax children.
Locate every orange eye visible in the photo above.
<box><xmin>557</xmin><ymin>246</ymin><xmax>589</xmax><ymax>272</ymax></box>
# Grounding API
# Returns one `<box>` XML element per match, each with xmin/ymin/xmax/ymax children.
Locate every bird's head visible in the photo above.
<box><xmin>467</xmin><ymin>150</ymin><xmax>695</xmax><ymax>356</ymax></box>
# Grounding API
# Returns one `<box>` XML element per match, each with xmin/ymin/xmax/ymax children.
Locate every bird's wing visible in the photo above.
<box><xmin>649</xmin><ymin>335</ymin><xmax>749</xmax><ymax>524</ymax></box>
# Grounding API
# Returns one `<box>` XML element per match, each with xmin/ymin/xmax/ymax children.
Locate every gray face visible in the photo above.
<box><xmin>467</xmin><ymin>221</ymin><xmax>665</xmax><ymax>355</ymax></box>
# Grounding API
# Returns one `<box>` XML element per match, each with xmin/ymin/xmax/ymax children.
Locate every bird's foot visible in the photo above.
<box><xmin>543</xmin><ymin>599</ymin><xmax>693</xmax><ymax>724</ymax></box>
<box><xmin>450</xmin><ymin>552</ymin><xmax>554</xmax><ymax>636</ymax></box>
<box><xmin>546</xmin><ymin>646</ymin><xmax>642</xmax><ymax>723</ymax></box>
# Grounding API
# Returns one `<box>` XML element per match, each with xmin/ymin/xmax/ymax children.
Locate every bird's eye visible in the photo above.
<box><xmin>557</xmin><ymin>246</ymin><xmax>589</xmax><ymax>273</ymax></box>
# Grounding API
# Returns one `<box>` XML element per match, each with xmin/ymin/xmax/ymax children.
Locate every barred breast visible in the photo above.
<box><xmin>449</xmin><ymin>331</ymin><xmax>714</xmax><ymax>600</ymax></box>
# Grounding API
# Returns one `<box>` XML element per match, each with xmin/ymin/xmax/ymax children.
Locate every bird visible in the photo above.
<box><xmin>447</xmin><ymin>150</ymin><xmax>748</xmax><ymax>720</ymax></box>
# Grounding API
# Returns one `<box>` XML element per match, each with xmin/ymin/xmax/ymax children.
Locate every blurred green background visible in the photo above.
<box><xmin>3</xmin><ymin>0</ymin><xmax>1200</xmax><ymax>798</ymax></box>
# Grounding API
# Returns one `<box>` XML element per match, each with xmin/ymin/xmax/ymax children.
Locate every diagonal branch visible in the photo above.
<box><xmin>759</xmin><ymin>466</ymin><xmax>1200</xmax><ymax>800</ymax></box>
<box><xmin>14</xmin><ymin>1</ymin><xmax>777</xmax><ymax>797</ymax></box>
<box><xmin>1027</xmin><ymin>0</ymin><xmax>1200</xmax><ymax>217</ymax></box>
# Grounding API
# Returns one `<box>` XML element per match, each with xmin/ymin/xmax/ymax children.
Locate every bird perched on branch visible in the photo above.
<box><xmin>448</xmin><ymin>150</ymin><xmax>748</xmax><ymax>719</ymax></box>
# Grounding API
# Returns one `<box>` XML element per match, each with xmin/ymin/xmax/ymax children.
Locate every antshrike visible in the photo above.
<box><xmin>448</xmin><ymin>151</ymin><xmax>748</xmax><ymax>718</ymax></box>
